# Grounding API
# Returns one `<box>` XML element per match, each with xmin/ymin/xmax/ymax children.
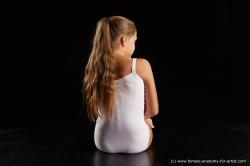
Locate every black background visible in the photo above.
<box><xmin>7</xmin><ymin>0</ymin><xmax>250</xmax><ymax>128</ymax></box>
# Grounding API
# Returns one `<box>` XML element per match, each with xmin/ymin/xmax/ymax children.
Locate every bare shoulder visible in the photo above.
<box><xmin>136</xmin><ymin>58</ymin><xmax>153</xmax><ymax>80</ymax></box>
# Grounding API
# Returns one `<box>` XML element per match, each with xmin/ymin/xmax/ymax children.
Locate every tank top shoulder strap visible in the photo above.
<box><xmin>131</xmin><ymin>58</ymin><xmax>137</xmax><ymax>74</ymax></box>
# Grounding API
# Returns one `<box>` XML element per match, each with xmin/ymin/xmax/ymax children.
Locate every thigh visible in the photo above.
<box><xmin>144</xmin><ymin>120</ymin><xmax>153</xmax><ymax>148</ymax></box>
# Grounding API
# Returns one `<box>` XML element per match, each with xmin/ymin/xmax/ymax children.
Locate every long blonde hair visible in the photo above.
<box><xmin>82</xmin><ymin>16</ymin><xmax>136</xmax><ymax>122</ymax></box>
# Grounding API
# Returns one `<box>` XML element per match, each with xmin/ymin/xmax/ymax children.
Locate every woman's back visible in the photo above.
<box><xmin>94</xmin><ymin>58</ymin><xmax>150</xmax><ymax>153</ymax></box>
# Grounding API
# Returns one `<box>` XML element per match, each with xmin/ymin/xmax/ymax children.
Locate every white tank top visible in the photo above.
<box><xmin>94</xmin><ymin>58</ymin><xmax>150</xmax><ymax>153</ymax></box>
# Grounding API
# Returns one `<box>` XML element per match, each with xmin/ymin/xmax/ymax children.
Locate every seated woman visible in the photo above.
<box><xmin>83</xmin><ymin>16</ymin><xmax>159</xmax><ymax>153</ymax></box>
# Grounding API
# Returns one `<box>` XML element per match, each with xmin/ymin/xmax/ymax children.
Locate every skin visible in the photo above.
<box><xmin>112</xmin><ymin>32</ymin><xmax>159</xmax><ymax>149</ymax></box>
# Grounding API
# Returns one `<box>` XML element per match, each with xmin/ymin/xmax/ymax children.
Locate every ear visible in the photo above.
<box><xmin>120</xmin><ymin>36</ymin><xmax>127</xmax><ymax>47</ymax></box>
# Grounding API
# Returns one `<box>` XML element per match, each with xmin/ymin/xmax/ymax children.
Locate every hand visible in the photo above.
<box><xmin>145</xmin><ymin>118</ymin><xmax>154</xmax><ymax>128</ymax></box>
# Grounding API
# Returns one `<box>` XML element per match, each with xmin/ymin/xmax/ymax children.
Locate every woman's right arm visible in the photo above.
<box><xmin>137</xmin><ymin>58</ymin><xmax>159</xmax><ymax>118</ymax></box>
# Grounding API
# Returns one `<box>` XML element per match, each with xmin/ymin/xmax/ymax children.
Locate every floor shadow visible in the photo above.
<box><xmin>91</xmin><ymin>145</ymin><xmax>160</xmax><ymax>166</ymax></box>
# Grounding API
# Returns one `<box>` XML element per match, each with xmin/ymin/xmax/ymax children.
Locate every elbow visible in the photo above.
<box><xmin>152</xmin><ymin>104</ymin><xmax>159</xmax><ymax>116</ymax></box>
<box><xmin>145</xmin><ymin>103</ymin><xmax>159</xmax><ymax>118</ymax></box>
<box><xmin>154</xmin><ymin>110</ymin><xmax>159</xmax><ymax>116</ymax></box>
<box><xmin>151</xmin><ymin>111</ymin><xmax>158</xmax><ymax>117</ymax></box>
